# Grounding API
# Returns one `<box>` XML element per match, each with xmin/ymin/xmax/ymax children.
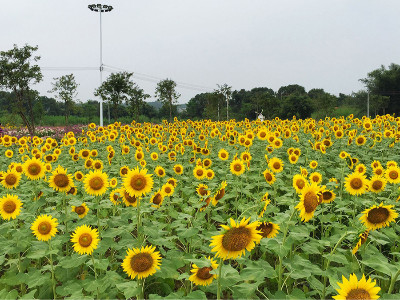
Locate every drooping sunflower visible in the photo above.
<box><xmin>1</xmin><ymin>169</ymin><xmax>21</xmax><ymax>189</ymax></box>
<box><xmin>292</xmin><ymin>174</ymin><xmax>308</xmax><ymax>194</ymax></box>
<box><xmin>150</xmin><ymin>190</ymin><xmax>165</xmax><ymax>208</ymax></box>
<box><xmin>230</xmin><ymin>159</ymin><xmax>245</xmax><ymax>176</ymax></box>
<box><xmin>212</xmin><ymin>181</ymin><xmax>227</xmax><ymax>206</ymax></box>
<box><xmin>23</xmin><ymin>157</ymin><xmax>46</xmax><ymax>180</ymax></box>
<box><xmin>109</xmin><ymin>188</ymin><xmax>123</xmax><ymax>205</ymax></box>
<box><xmin>71</xmin><ymin>203</ymin><xmax>89</xmax><ymax>218</ymax></box>
<box><xmin>263</xmin><ymin>169</ymin><xmax>276</xmax><ymax>185</ymax></box>
<box><xmin>48</xmin><ymin>165</ymin><xmax>74</xmax><ymax>193</ymax></box>
<box><xmin>123</xmin><ymin>167</ymin><xmax>153</xmax><ymax>197</ymax></box>
<box><xmin>210</xmin><ymin>217</ymin><xmax>262</xmax><ymax>260</ymax></box>
<box><xmin>256</xmin><ymin>222</ymin><xmax>280</xmax><ymax>239</ymax></box>
<box><xmin>333</xmin><ymin>273</ymin><xmax>380</xmax><ymax>300</ymax></box>
<box><xmin>121</xmin><ymin>245</ymin><xmax>162</xmax><ymax>279</ymax></box>
<box><xmin>0</xmin><ymin>194</ymin><xmax>22</xmax><ymax>220</ymax></box>
<box><xmin>295</xmin><ymin>183</ymin><xmax>322</xmax><ymax>222</ymax></box>
<box><xmin>31</xmin><ymin>214</ymin><xmax>58</xmax><ymax>241</ymax></box>
<box><xmin>352</xmin><ymin>230</ymin><xmax>370</xmax><ymax>255</ymax></box>
<box><xmin>189</xmin><ymin>257</ymin><xmax>219</xmax><ymax>286</ymax></box>
<box><xmin>268</xmin><ymin>157</ymin><xmax>284</xmax><ymax>173</ymax></box>
<box><xmin>344</xmin><ymin>172</ymin><xmax>368</xmax><ymax>196</ymax></box>
<box><xmin>368</xmin><ymin>176</ymin><xmax>386</xmax><ymax>193</ymax></box>
<box><xmin>359</xmin><ymin>202</ymin><xmax>398</xmax><ymax>231</ymax></box>
<box><xmin>258</xmin><ymin>193</ymin><xmax>270</xmax><ymax>218</ymax></box>
<box><xmin>84</xmin><ymin>170</ymin><xmax>109</xmax><ymax>196</ymax></box>
<box><xmin>122</xmin><ymin>189</ymin><xmax>139</xmax><ymax>207</ymax></box>
<box><xmin>173</xmin><ymin>164</ymin><xmax>184</xmax><ymax>175</ymax></box>
<box><xmin>71</xmin><ymin>225</ymin><xmax>100</xmax><ymax>255</ymax></box>
<box><xmin>385</xmin><ymin>165</ymin><xmax>400</xmax><ymax>184</ymax></box>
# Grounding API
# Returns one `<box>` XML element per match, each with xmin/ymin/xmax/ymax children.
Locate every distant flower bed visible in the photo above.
<box><xmin>3</xmin><ymin>125</ymin><xmax>85</xmax><ymax>139</ymax></box>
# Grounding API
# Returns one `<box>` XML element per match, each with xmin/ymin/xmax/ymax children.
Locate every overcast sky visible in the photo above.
<box><xmin>2</xmin><ymin>0</ymin><xmax>399</xmax><ymax>104</ymax></box>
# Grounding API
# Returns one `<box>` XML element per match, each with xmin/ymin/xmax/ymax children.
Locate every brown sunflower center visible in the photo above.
<box><xmin>113</xmin><ymin>193</ymin><xmax>120</xmax><ymax>201</ymax></box>
<box><xmin>82</xmin><ymin>150</ymin><xmax>89</xmax><ymax>157</ymax></box>
<box><xmin>54</xmin><ymin>174</ymin><xmax>69</xmax><ymax>188</ymax></box>
<box><xmin>75</xmin><ymin>206</ymin><xmax>85</xmax><ymax>215</ymax></box>
<box><xmin>221</xmin><ymin>153</ymin><xmax>227</xmax><ymax>158</ymax></box>
<box><xmin>350</xmin><ymin>178</ymin><xmax>363</xmax><ymax>190</ymax></box>
<box><xmin>175</xmin><ymin>166</ymin><xmax>182</xmax><ymax>172</ymax></box>
<box><xmin>164</xmin><ymin>187</ymin><xmax>172</xmax><ymax>194</ymax></box>
<box><xmin>130</xmin><ymin>253</ymin><xmax>153</xmax><ymax>273</ymax></box>
<box><xmin>196</xmin><ymin>267</ymin><xmax>213</xmax><ymax>280</ymax></box>
<box><xmin>16</xmin><ymin>166</ymin><xmax>23</xmax><ymax>173</ymax></box>
<box><xmin>79</xmin><ymin>233</ymin><xmax>93</xmax><ymax>247</ymax></box>
<box><xmin>94</xmin><ymin>162</ymin><xmax>101</xmax><ymax>169</ymax></box>
<box><xmin>312</xmin><ymin>175</ymin><xmax>319</xmax><ymax>182</ymax></box>
<box><xmin>265</xmin><ymin>172</ymin><xmax>273</xmax><ymax>182</ymax></box>
<box><xmin>346</xmin><ymin>288</ymin><xmax>370</xmax><ymax>300</ymax></box>
<box><xmin>158</xmin><ymin>170</ymin><xmax>164</xmax><ymax>175</ymax></box>
<box><xmin>137</xmin><ymin>153</ymin><xmax>143</xmax><ymax>159</ymax></box>
<box><xmin>130</xmin><ymin>175</ymin><xmax>146</xmax><ymax>191</ymax></box>
<box><xmin>67</xmin><ymin>187</ymin><xmax>76</xmax><ymax>195</ymax></box>
<box><xmin>296</xmin><ymin>179</ymin><xmax>305</xmax><ymax>189</ymax></box>
<box><xmin>152</xmin><ymin>193</ymin><xmax>162</xmax><ymax>205</ymax></box>
<box><xmin>76</xmin><ymin>173</ymin><xmax>83</xmax><ymax>180</ymax></box>
<box><xmin>367</xmin><ymin>207</ymin><xmax>389</xmax><ymax>224</ymax></box>
<box><xmin>371</xmin><ymin>180</ymin><xmax>383</xmax><ymax>190</ymax></box>
<box><xmin>5</xmin><ymin>174</ymin><xmax>17</xmax><ymax>186</ymax></box>
<box><xmin>322</xmin><ymin>191</ymin><xmax>332</xmax><ymax>200</ymax></box>
<box><xmin>196</xmin><ymin>169</ymin><xmax>204</xmax><ymax>176</ymax></box>
<box><xmin>357</xmin><ymin>138</ymin><xmax>364</xmax><ymax>144</ymax></box>
<box><xmin>303</xmin><ymin>191</ymin><xmax>319</xmax><ymax>213</ymax></box>
<box><xmin>121</xmin><ymin>168</ymin><xmax>128</xmax><ymax>175</ymax></box>
<box><xmin>375</xmin><ymin>169</ymin><xmax>382</xmax><ymax>175</ymax></box>
<box><xmin>234</xmin><ymin>164</ymin><xmax>242</xmax><ymax>172</ymax></box>
<box><xmin>198</xmin><ymin>187</ymin><xmax>208</xmax><ymax>196</ymax></box>
<box><xmin>215</xmin><ymin>188</ymin><xmax>225</xmax><ymax>201</ymax></box>
<box><xmin>89</xmin><ymin>177</ymin><xmax>104</xmax><ymax>190</ymax></box>
<box><xmin>125</xmin><ymin>192</ymin><xmax>137</xmax><ymax>204</ymax></box>
<box><xmin>257</xmin><ymin>223</ymin><xmax>273</xmax><ymax>238</ymax></box>
<box><xmin>3</xmin><ymin>200</ymin><xmax>16</xmax><ymax>213</ymax></box>
<box><xmin>389</xmin><ymin>171</ymin><xmax>398</xmax><ymax>180</ymax></box>
<box><xmin>38</xmin><ymin>221</ymin><xmax>52</xmax><ymax>235</ymax></box>
<box><xmin>222</xmin><ymin>227</ymin><xmax>251</xmax><ymax>252</ymax></box>
<box><xmin>273</xmin><ymin>162</ymin><xmax>281</xmax><ymax>170</ymax></box>
<box><xmin>28</xmin><ymin>163</ymin><xmax>41</xmax><ymax>175</ymax></box>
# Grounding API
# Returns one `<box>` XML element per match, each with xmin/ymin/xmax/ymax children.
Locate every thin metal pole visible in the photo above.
<box><xmin>99</xmin><ymin>9</ymin><xmax>104</xmax><ymax>127</ymax></box>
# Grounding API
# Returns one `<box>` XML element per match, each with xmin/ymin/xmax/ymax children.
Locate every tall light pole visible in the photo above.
<box><xmin>88</xmin><ymin>4</ymin><xmax>113</xmax><ymax>127</ymax></box>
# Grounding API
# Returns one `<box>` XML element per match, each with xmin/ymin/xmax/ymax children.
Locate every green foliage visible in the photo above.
<box><xmin>155</xmin><ymin>79</ymin><xmax>180</xmax><ymax>122</ymax></box>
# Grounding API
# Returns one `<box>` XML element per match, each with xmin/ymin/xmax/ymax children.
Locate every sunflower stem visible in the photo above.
<box><xmin>137</xmin><ymin>278</ymin><xmax>145</xmax><ymax>300</ymax></box>
<box><xmin>91</xmin><ymin>254</ymin><xmax>100</xmax><ymax>299</ymax></box>
<box><xmin>63</xmin><ymin>196</ymin><xmax>69</xmax><ymax>255</ymax></box>
<box><xmin>137</xmin><ymin>198</ymin><xmax>143</xmax><ymax>244</ymax></box>
<box><xmin>388</xmin><ymin>269</ymin><xmax>400</xmax><ymax>294</ymax></box>
<box><xmin>217</xmin><ymin>258</ymin><xmax>223</xmax><ymax>300</ymax></box>
<box><xmin>48</xmin><ymin>240</ymin><xmax>57</xmax><ymax>300</ymax></box>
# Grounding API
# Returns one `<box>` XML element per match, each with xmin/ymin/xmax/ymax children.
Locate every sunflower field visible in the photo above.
<box><xmin>0</xmin><ymin>115</ymin><xmax>400</xmax><ymax>299</ymax></box>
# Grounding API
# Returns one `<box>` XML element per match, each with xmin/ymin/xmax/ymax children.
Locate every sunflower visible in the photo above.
<box><xmin>373</xmin><ymin>166</ymin><xmax>384</xmax><ymax>176</ymax></box>
<box><xmin>122</xmin><ymin>245</ymin><xmax>162</xmax><ymax>279</ymax></box>
<box><xmin>333</xmin><ymin>273</ymin><xmax>380</xmax><ymax>300</ymax></box>
<box><xmin>292</xmin><ymin>174</ymin><xmax>308</xmax><ymax>194</ymax></box>
<box><xmin>23</xmin><ymin>157</ymin><xmax>46</xmax><ymax>180</ymax></box>
<box><xmin>295</xmin><ymin>183</ymin><xmax>322</xmax><ymax>222</ymax></box>
<box><xmin>230</xmin><ymin>159</ymin><xmax>245</xmax><ymax>176</ymax></box>
<box><xmin>67</xmin><ymin>186</ymin><xmax>78</xmax><ymax>195</ymax></box>
<box><xmin>154</xmin><ymin>166</ymin><xmax>166</xmax><ymax>178</ymax></box>
<box><xmin>309</xmin><ymin>172</ymin><xmax>322</xmax><ymax>184</ymax></box>
<box><xmin>355</xmin><ymin>135</ymin><xmax>367</xmax><ymax>146</ymax></box>
<box><xmin>359</xmin><ymin>202</ymin><xmax>398</xmax><ymax>230</ymax></box>
<box><xmin>385</xmin><ymin>165</ymin><xmax>400</xmax><ymax>184</ymax></box>
<box><xmin>258</xmin><ymin>193</ymin><xmax>270</xmax><ymax>218</ymax></box>
<box><xmin>205</xmin><ymin>169</ymin><xmax>215</xmax><ymax>180</ymax></box>
<box><xmin>161</xmin><ymin>183</ymin><xmax>174</xmax><ymax>196</ymax></box>
<box><xmin>193</xmin><ymin>165</ymin><xmax>206</xmax><ymax>180</ymax></box>
<box><xmin>368</xmin><ymin>176</ymin><xmax>386</xmax><ymax>193</ymax></box>
<box><xmin>319</xmin><ymin>188</ymin><xmax>336</xmax><ymax>204</ymax></box>
<box><xmin>256</xmin><ymin>222</ymin><xmax>280</xmax><ymax>239</ymax></box>
<box><xmin>263</xmin><ymin>169</ymin><xmax>276</xmax><ymax>185</ymax></box>
<box><xmin>109</xmin><ymin>188</ymin><xmax>123</xmax><ymax>205</ymax></box>
<box><xmin>92</xmin><ymin>159</ymin><xmax>103</xmax><ymax>170</ymax></box>
<box><xmin>196</xmin><ymin>183</ymin><xmax>210</xmax><ymax>197</ymax></box>
<box><xmin>122</xmin><ymin>190</ymin><xmax>139</xmax><ymax>207</ymax></box>
<box><xmin>218</xmin><ymin>149</ymin><xmax>229</xmax><ymax>161</ymax></box>
<box><xmin>71</xmin><ymin>225</ymin><xmax>100</xmax><ymax>255</ymax></box>
<box><xmin>173</xmin><ymin>164</ymin><xmax>184</xmax><ymax>175</ymax></box>
<box><xmin>150</xmin><ymin>152</ymin><xmax>159</xmax><ymax>161</ymax></box>
<box><xmin>5</xmin><ymin>149</ymin><xmax>13</xmax><ymax>158</ymax></box>
<box><xmin>120</xmin><ymin>165</ymin><xmax>130</xmax><ymax>177</ymax></box>
<box><xmin>0</xmin><ymin>194</ymin><xmax>22</xmax><ymax>220</ymax></box>
<box><xmin>71</xmin><ymin>203</ymin><xmax>89</xmax><ymax>218</ymax></box>
<box><xmin>109</xmin><ymin>177</ymin><xmax>118</xmax><ymax>188</ymax></box>
<box><xmin>268</xmin><ymin>157</ymin><xmax>284</xmax><ymax>173</ymax></box>
<box><xmin>84</xmin><ymin>170</ymin><xmax>109</xmax><ymax>196</ymax></box>
<box><xmin>189</xmin><ymin>257</ymin><xmax>219</xmax><ymax>286</ymax></box>
<box><xmin>48</xmin><ymin>165</ymin><xmax>74</xmax><ymax>193</ymax></box>
<box><xmin>352</xmin><ymin>230</ymin><xmax>370</xmax><ymax>255</ymax></box>
<box><xmin>212</xmin><ymin>181</ymin><xmax>227</xmax><ymax>206</ymax></box>
<box><xmin>31</xmin><ymin>214</ymin><xmax>58</xmax><ymax>241</ymax></box>
<box><xmin>344</xmin><ymin>173</ymin><xmax>368</xmax><ymax>196</ymax></box>
<box><xmin>150</xmin><ymin>190</ymin><xmax>165</xmax><ymax>208</ymax></box>
<box><xmin>210</xmin><ymin>217</ymin><xmax>262</xmax><ymax>260</ymax></box>
<box><xmin>309</xmin><ymin>160</ymin><xmax>318</xmax><ymax>169</ymax></box>
<box><xmin>74</xmin><ymin>171</ymin><xmax>84</xmax><ymax>181</ymax></box>
<box><xmin>123</xmin><ymin>167</ymin><xmax>153</xmax><ymax>197</ymax></box>
<box><xmin>1</xmin><ymin>169</ymin><xmax>21</xmax><ymax>189</ymax></box>
<box><xmin>288</xmin><ymin>154</ymin><xmax>299</xmax><ymax>164</ymax></box>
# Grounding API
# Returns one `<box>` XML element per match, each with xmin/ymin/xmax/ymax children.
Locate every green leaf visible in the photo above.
<box><xmin>58</xmin><ymin>254</ymin><xmax>88</xmax><ymax>269</ymax></box>
<box><xmin>116</xmin><ymin>281</ymin><xmax>139</xmax><ymax>299</ymax></box>
<box><xmin>240</xmin><ymin>260</ymin><xmax>276</xmax><ymax>280</ymax></box>
<box><xmin>184</xmin><ymin>290</ymin><xmax>207</xmax><ymax>299</ymax></box>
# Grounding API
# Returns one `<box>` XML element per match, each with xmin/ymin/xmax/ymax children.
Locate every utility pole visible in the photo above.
<box><xmin>88</xmin><ymin>4</ymin><xmax>113</xmax><ymax>127</ymax></box>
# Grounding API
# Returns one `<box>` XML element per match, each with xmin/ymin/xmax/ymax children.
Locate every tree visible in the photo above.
<box><xmin>215</xmin><ymin>84</ymin><xmax>232</xmax><ymax>120</ymax></box>
<box><xmin>94</xmin><ymin>72</ymin><xmax>134</xmax><ymax>121</ymax></box>
<box><xmin>360</xmin><ymin>63</ymin><xmax>400</xmax><ymax>115</ymax></box>
<box><xmin>48</xmin><ymin>74</ymin><xmax>79</xmax><ymax>127</ymax></box>
<box><xmin>126</xmin><ymin>85</ymin><xmax>150</xmax><ymax>121</ymax></box>
<box><xmin>0</xmin><ymin>44</ymin><xmax>42</xmax><ymax>136</ymax></box>
<box><xmin>280</xmin><ymin>94</ymin><xmax>313</xmax><ymax>119</ymax></box>
<box><xmin>155</xmin><ymin>79</ymin><xmax>180</xmax><ymax>122</ymax></box>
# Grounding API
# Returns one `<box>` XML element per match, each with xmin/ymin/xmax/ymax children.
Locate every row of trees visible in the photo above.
<box><xmin>0</xmin><ymin>44</ymin><xmax>399</xmax><ymax>135</ymax></box>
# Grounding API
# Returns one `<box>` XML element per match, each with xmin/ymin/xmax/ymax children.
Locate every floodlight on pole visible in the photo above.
<box><xmin>88</xmin><ymin>3</ymin><xmax>113</xmax><ymax>127</ymax></box>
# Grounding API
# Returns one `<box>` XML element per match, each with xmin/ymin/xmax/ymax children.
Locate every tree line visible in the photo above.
<box><xmin>0</xmin><ymin>44</ymin><xmax>399</xmax><ymax>135</ymax></box>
